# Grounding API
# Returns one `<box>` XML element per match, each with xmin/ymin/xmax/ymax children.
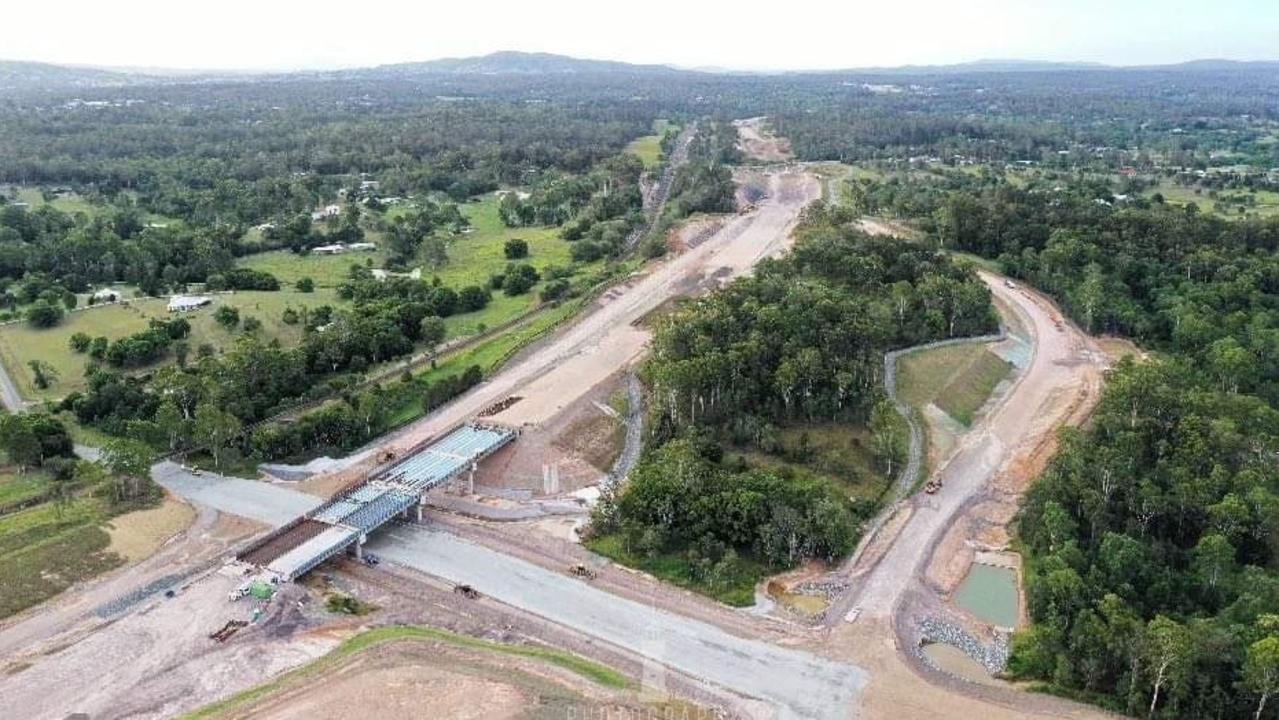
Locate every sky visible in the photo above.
<box><xmin>4</xmin><ymin>0</ymin><xmax>1277</xmax><ymax>72</ymax></box>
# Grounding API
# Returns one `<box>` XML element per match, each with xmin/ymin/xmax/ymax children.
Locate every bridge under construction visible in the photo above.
<box><xmin>238</xmin><ymin>423</ymin><xmax>516</xmax><ymax>580</ymax></box>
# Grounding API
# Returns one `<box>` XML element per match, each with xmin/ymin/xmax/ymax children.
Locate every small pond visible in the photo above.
<box><xmin>955</xmin><ymin>563</ymin><xmax>1019</xmax><ymax>629</ymax></box>
<box><xmin>921</xmin><ymin>643</ymin><xmax>1002</xmax><ymax>686</ymax></box>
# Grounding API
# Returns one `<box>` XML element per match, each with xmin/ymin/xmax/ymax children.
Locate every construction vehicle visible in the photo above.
<box><xmin>454</xmin><ymin>584</ymin><xmax>481</xmax><ymax>600</ymax></box>
<box><xmin>228</xmin><ymin>582</ymin><xmax>251</xmax><ymax>601</ymax></box>
<box><xmin>568</xmin><ymin>563</ymin><xmax>597</xmax><ymax>580</ymax></box>
<box><xmin>208</xmin><ymin>620</ymin><xmax>248</xmax><ymax>643</ymax></box>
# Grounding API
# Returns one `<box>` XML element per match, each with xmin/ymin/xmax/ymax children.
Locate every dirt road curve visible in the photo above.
<box><xmin>314</xmin><ymin>169</ymin><xmax>820</xmax><ymax>484</ymax></box>
<box><xmin>835</xmin><ymin>272</ymin><xmax>1104</xmax><ymax>620</ymax></box>
<box><xmin>819</xmin><ymin>272</ymin><xmax>1108</xmax><ymax>720</ymax></box>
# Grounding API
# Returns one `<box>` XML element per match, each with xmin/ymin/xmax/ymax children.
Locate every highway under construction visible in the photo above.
<box><xmin>237</xmin><ymin>423</ymin><xmax>516</xmax><ymax>580</ymax></box>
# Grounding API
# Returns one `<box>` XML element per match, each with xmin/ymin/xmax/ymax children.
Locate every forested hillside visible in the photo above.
<box><xmin>590</xmin><ymin>203</ymin><xmax>997</xmax><ymax>603</ymax></box>
<box><xmin>871</xmin><ymin>170</ymin><xmax>1279</xmax><ymax>718</ymax></box>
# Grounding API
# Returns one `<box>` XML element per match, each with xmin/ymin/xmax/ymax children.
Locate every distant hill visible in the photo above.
<box><xmin>363</xmin><ymin>51</ymin><xmax>684</xmax><ymax>77</ymax></box>
<box><xmin>3</xmin><ymin>53</ymin><xmax>1277</xmax><ymax>96</ymax></box>
<box><xmin>0</xmin><ymin>60</ymin><xmax>152</xmax><ymax>93</ymax></box>
<box><xmin>822</xmin><ymin>59</ymin><xmax>1110</xmax><ymax>76</ymax></box>
<box><xmin>1157</xmin><ymin>58</ymin><xmax>1279</xmax><ymax>72</ymax></box>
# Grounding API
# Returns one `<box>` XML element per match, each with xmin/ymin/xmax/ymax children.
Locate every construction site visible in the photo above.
<box><xmin>0</xmin><ymin>120</ymin><xmax>1117</xmax><ymax>720</ymax></box>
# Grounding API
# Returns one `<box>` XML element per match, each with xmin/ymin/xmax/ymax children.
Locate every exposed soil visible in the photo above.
<box><xmin>105</xmin><ymin>497</ymin><xmax>196</xmax><ymax>563</ymax></box>
<box><xmin>237</xmin><ymin>640</ymin><xmax>653</xmax><ymax>720</ymax></box>
<box><xmin>734</xmin><ymin>117</ymin><xmax>794</xmax><ymax>163</ymax></box>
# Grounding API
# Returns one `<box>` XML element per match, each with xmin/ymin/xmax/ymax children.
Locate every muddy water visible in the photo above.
<box><xmin>921</xmin><ymin>643</ymin><xmax>1005</xmax><ymax>686</ymax></box>
<box><xmin>955</xmin><ymin>563</ymin><xmax>1019</xmax><ymax>628</ymax></box>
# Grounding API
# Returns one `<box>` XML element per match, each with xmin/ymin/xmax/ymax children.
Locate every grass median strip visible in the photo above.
<box><xmin>182</xmin><ymin>624</ymin><xmax>632</xmax><ymax>720</ymax></box>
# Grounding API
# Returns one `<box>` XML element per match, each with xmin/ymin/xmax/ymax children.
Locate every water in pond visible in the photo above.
<box><xmin>955</xmin><ymin>563</ymin><xmax>1019</xmax><ymax>628</ymax></box>
<box><xmin>921</xmin><ymin>643</ymin><xmax>1003</xmax><ymax>686</ymax></box>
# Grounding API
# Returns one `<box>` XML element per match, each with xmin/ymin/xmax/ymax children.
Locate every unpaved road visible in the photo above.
<box><xmin>310</xmin><ymin>168</ymin><xmax>821</xmax><ymax>485</ymax></box>
<box><xmin>370</xmin><ymin>525</ymin><xmax>864</xmax><ymax>720</ymax></box>
<box><xmin>820</xmin><ymin>272</ymin><xmax>1107</xmax><ymax>720</ymax></box>
<box><xmin>734</xmin><ymin>117</ymin><xmax>794</xmax><ymax>163</ymax></box>
<box><xmin>835</xmin><ymin>272</ymin><xmax>1103</xmax><ymax>620</ymax></box>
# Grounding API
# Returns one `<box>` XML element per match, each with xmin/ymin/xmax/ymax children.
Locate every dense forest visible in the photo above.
<box><xmin>590</xmin><ymin>203</ymin><xmax>997</xmax><ymax>599</ymax></box>
<box><xmin>855</xmin><ymin>169</ymin><xmax>1279</xmax><ymax>717</ymax></box>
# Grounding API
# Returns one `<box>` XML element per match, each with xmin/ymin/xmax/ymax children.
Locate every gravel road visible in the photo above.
<box><xmin>370</xmin><ymin>525</ymin><xmax>864</xmax><ymax>720</ymax></box>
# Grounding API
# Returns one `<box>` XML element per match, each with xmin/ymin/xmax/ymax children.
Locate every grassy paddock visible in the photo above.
<box><xmin>239</xmin><ymin>196</ymin><xmax>577</xmax><ymax>291</ymax></box>
<box><xmin>0</xmin><ymin>471</ymin><xmax>49</xmax><ymax>512</ymax></box>
<box><xmin>0</xmin><ymin>289</ymin><xmax>338</xmax><ymax>400</ymax></box>
<box><xmin>0</xmin><ymin>492</ymin><xmax>128</xmax><ymax>619</ymax></box>
<box><xmin>237</xmin><ymin>250</ymin><xmax>385</xmax><ymax>289</ymax></box>
<box><xmin>624</xmin><ymin>119</ymin><xmax>674</xmax><ymax>169</ymax></box>
<box><xmin>11</xmin><ymin>187</ymin><xmax>177</xmax><ymax>225</ymax></box>
<box><xmin>238</xmin><ymin>196</ymin><xmax>592</xmax><ymax>344</ymax></box>
<box><xmin>182</xmin><ymin>625</ymin><xmax>632</xmax><ymax>720</ymax></box>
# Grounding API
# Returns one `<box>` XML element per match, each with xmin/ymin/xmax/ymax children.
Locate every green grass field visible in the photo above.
<box><xmin>11</xmin><ymin>187</ymin><xmax>177</xmax><ymax>225</ymax></box>
<box><xmin>0</xmin><ymin>471</ymin><xmax>49</xmax><ymax>512</ymax></box>
<box><xmin>898</xmin><ymin>344</ymin><xmax>1012</xmax><ymax>427</ymax></box>
<box><xmin>1142</xmin><ymin>181</ymin><xmax>1279</xmax><ymax>218</ymax></box>
<box><xmin>623</xmin><ymin>119</ymin><xmax>674</xmax><ymax>169</ymax></box>
<box><xmin>241</xmin><ymin>196</ymin><xmax>575</xmax><ymax>289</ymax></box>
<box><xmin>237</xmin><ymin>249</ymin><xmax>384</xmax><ymax>289</ymax></box>
<box><xmin>239</xmin><ymin>196</ymin><xmax>587</xmax><ymax>343</ymax></box>
<box><xmin>13</xmin><ymin>187</ymin><xmax>104</xmax><ymax>216</ymax></box>
<box><xmin>0</xmin><ymin>289</ymin><xmax>339</xmax><ymax>400</ymax></box>
<box><xmin>0</xmin><ymin>492</ymin><xmax>123</xmax><ymax>619</ymax></box>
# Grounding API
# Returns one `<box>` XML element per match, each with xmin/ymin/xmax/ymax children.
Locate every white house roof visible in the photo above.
<box><xmin>168</xmin><ymin>295</ymin><xmax>212</xmax><ymax>310</ymax></box>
